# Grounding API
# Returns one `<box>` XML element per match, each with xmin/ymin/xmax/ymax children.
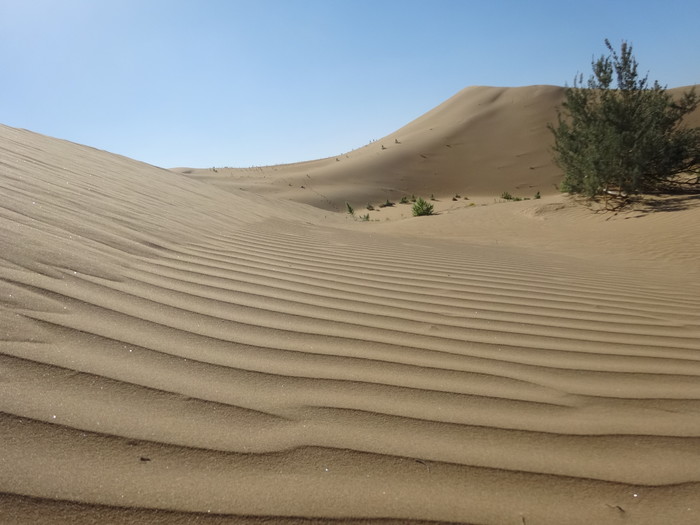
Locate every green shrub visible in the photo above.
<box><xmin>412</xmin><ymin>197</ymin><xmax>434</xmax><ymax>216</ymax></box>
<box><xmin>549</xmin><ymin>39</ymin><xmax>700</xmax><ymax>207</ymax></box>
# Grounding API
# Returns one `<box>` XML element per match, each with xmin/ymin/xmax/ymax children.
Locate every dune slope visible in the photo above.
<box><xmin>1</xmin><ymin>116</ymin><xmax>700</xmax><ymax>525</ymax></box>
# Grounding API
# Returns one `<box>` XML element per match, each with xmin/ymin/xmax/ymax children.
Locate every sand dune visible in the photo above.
<box><xmin>176</xmin><ymin>85</ymin><xmax>567</xmax><ymax>210</ymax></box>
<box><xmin>2</xmin><ymin>84</ymin><xmax>700</xmax><ymax>525</ymax></box>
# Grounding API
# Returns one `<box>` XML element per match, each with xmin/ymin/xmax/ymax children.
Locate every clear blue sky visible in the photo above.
<box><xmin>2</xmin><ymin>0</ymin><xmax>699</xmax><ymax>168</ymax></box>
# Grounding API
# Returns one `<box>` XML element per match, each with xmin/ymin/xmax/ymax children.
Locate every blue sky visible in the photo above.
<box><xmin>2</xmin><ymin>0</ymin><xmax>699</xmax><ymax>168</ymax></box>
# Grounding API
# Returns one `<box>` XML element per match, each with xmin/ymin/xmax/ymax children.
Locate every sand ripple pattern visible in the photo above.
<box><xmin>1</xmin><ymin>125</ymin><xmax>700</xmax><ymax>524</ymax></box>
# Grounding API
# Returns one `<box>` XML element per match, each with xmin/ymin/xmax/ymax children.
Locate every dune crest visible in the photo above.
<box><xmin>2</xmin><ymin>82</ymin><xmax>700</xmax><ymax>525</ymax></box>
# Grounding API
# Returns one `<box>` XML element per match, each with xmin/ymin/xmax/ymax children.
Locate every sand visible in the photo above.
<box><xmin>1</xmin><ymin>84</ymin><xmax>700</xmax><ymax>524</ymax></box>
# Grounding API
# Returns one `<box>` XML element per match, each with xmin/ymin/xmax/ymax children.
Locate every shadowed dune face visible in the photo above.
<box><xmin>1</xmin><ymin>82</ymin><xmax>700</xmax><ymax>525</ymax></box>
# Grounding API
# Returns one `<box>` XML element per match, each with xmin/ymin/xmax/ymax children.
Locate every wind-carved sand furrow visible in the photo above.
<box><xmin>183</xmin><ymin>230</ymin><xmax>699</xmax><ymax>305</ymax></box>
<box><xmin>3</xmin><ymin>414</ymin><xmax>700</xmax><ymax>525</ymax></box>
<box><xmin>4</xmin><ymin>351</ymin><xmax>700</xmax><ymax>482</ymax></box>
<box><xmin>163</xmin><ymin>240</ymin><xmax>699</xmax><ymax>311</ymax></box>
<box><xmin>9</xmin><ymin>277</ymin><xmax>700</xmax><ymax>404</ymax></box>
<box><xmin>138</xmin><ymin>251</ymin><xmax>700</xmax><ymax>326</ymax></box>
<box><xmin>133</xmin><ymin>258</ymin><xmax>693</xmax><ymax>331</ymax></box>
<box><xmin>11</xmin><ymin>267</ymin><xmax>700</xmax><ymax>369</ymax></box>
<box><xmin>188</xmin><ymin>223</ymin><xmax>697</xmax><ymax>297</ymax></box>
<box><xmin>201</xmin><ymin>217</ymin><xmax>700</xmax><ymax>299</ymax></box>
<box><xmin>7</xmin><ymin>268</ymin><xmax>700</xmax><ymax>386</ymax></box>
<box><xmin>4</xmin><ymin>367</ymin><xmax>700</xmax><ymax>489</ymax></box>
<box><xmin>118</xmin><ymin>264</ymin><xmax>700</xmax><ymax>348</ymax></box>
<box><xmin>1</xmin><ymin>334</ymin><xmax>577</xmax><ymax>413</ymax></box>
<box><xmin>7</xmin><ymin>338</ymin><xmax>700</xmax><ymax>439</ymax></box>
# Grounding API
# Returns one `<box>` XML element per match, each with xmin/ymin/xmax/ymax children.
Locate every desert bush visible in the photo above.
<box><xmin>550</xmin><ymin>39</ymin><xmax>700</xmax><ymax>207</ymax></box>
<box><xmin>412</xmin><ymin>197</ymin><xmax>434</xmax><ymax>216</ymax></box>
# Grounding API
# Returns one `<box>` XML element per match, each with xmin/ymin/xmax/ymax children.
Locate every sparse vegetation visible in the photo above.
<box><xmin>359</xmin><ymin>213</ymin><xmax>370</xmax><ymax>221</ymax></box>
<box><xmin>345</xmin><ymin>202</ymin><xmax>354</xmax><ymax>216</ymax></box>
<box><xmin>534</xmin><ymin>191</ymin><xmax>541</xmax><ymax>199</ymax></box>
<box><xmin>366</xmin><ymin>203</ymin><xmax>375</xmax><ymax>211</ymax></box>
<box><xmin>400</xmin><ymin>196</ymin><xmax>409</xmax><ymax>204</ymax></box>
<box><xmin>550</xmin><ymin>39</ymin><xmax>700</xmax><ymax>208</ymax></box>
<box><xmin>412</xmin><ymin>197</ymin><xmax>435</xmax><ymax>216</ymax></box>
<box><xmin>501</xmin><ymin>191</ymin><xmax>523</xmax><ymax>202</ymax></box>
<box><xmin>379</xmin><ymin>199</ymin><xmax>395</xmax><ymax>208</ymax></box>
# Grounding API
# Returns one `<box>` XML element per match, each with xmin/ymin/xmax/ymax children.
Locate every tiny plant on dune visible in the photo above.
<box><xmin>345</xmin><ymin>202</ymin><xmax>355</xmax><ymax>216</ymax></box>
<box><xmin>400</xmin><ymin>196</ymin><xmax>409</xmax><ymax>204</ymax></box>
<box><xmin>412</xmin><ymin>197</ymin><xmax>434</xmax><ymax>216</ymax></box>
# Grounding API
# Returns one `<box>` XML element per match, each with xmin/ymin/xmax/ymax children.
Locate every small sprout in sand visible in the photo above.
<box><xmin>345</xmin><ymin>202</ymin><xmax>355</xmax><ymax>216</ymax></box>
<box><xmin>366</xmin><ymin>203</ymin><xmax>375</xmax><ymax>211</ymax></box>
<box><xmin>412</xmin><ymin>197</ymin><xmax>435</xmax><ymax>217</ymax></box>
<box><xmin>379</xmin><ymin>199</ymin><xmax>395</xmax><ymax>208</ymax></box>
<box><xmin>430</xmin><ymin>194</ymin><xmax>436</xmax><ymax>201</ymax></box>
<box><xmin>381</xmin><ymin>144</ymin><xmax>387</xmax><ymax>150</ymax></box>
<box><xmin>534</xmin><ymin>191</ymin><xmax>541</xmax><ymax>199</ymax></box>
<box><xmin>411</xmin><ymin>194</ymin><xmax>417</xmax><ymax>202</ymax></box>
<box><xmin>359</xmin><ymin>213</ymin><xmax>370</xmax><ymax>222</ymax></box>
<box><xmin>501</xmin><ymin>191</ymin><xmax>513</xmax><ymax>200</ymax></box>
<box><xmin>399</xmin><ymin>196</ymin><xmax>409</xmax><ymax>204</ymax></box>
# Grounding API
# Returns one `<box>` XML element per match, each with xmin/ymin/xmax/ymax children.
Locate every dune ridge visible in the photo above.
<box><xmin>2</xmin><ymin>82</ymin><xmax>700</xmax><ymax>525</ymax></box>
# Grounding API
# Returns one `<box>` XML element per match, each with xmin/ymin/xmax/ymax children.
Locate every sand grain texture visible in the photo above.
<box><xmin>1</xmin><ymin>85</ymin><xmax>700</xmax><ymax>524</ymax></box>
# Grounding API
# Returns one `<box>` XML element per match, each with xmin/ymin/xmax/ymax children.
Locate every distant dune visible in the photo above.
<box><xmin>1</xmin><ymin>84</ymin><xmax>700</xmax><ymax>524</ymax></box>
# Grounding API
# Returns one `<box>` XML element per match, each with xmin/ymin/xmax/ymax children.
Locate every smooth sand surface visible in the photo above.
<box><xmin>1</xmin><ymin>85</ymin><xmax>700</xmax><ymax>524</ymax></box>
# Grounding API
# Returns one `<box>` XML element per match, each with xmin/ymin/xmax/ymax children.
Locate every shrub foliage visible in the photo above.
<box><xmin>549</xmin><ymin>39</ymin><xmax>700</xmax><ymax>206</ymax></box>
<box><xmin>412</xmin><ymin>197</ymin><xmax>434</xmax><ymax>216</ymax></box>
